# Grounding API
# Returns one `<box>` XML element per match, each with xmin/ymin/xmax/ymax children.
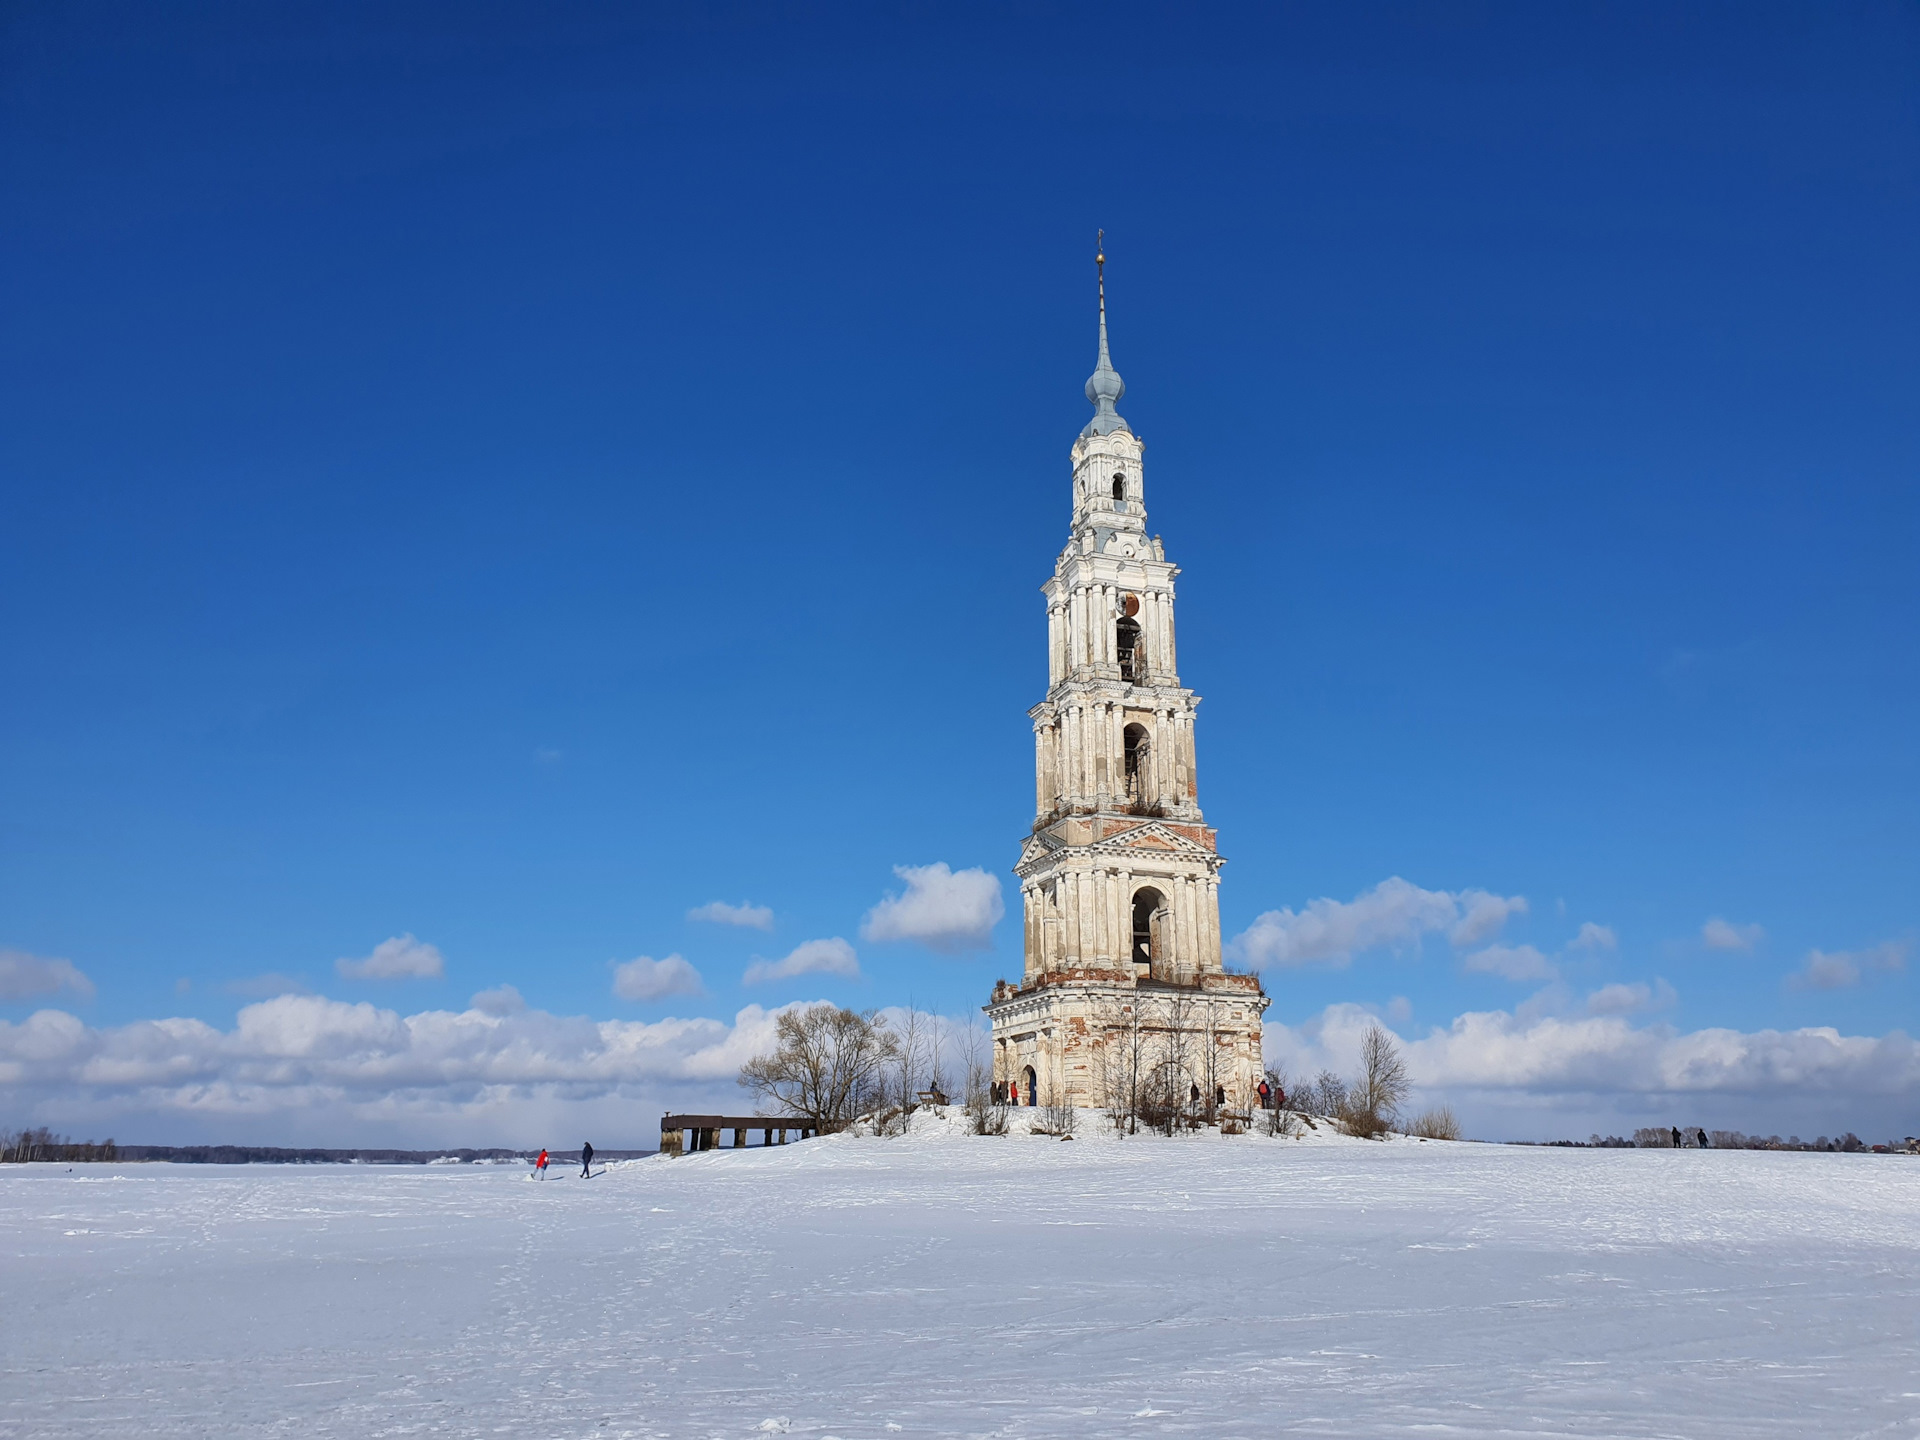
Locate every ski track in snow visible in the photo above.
<box><xmin>4</xmin><ymin>1117</ymin><xmax>1918</xmax><ymax>1438</ymax></box>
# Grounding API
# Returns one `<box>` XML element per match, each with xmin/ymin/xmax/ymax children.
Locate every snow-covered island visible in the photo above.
<box><xmin>5</xmin><ymin>1114</ymin><xmax>1917</xmax><ymax>1439</ymax></box>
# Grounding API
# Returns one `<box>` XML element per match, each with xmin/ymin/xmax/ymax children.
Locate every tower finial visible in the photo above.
<box><xmin>1083</xmin><ymin>229</ymin><xmax>1129</xmax><ymax>437</ymax></box>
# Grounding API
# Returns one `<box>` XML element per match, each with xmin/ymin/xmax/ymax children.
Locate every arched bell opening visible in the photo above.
<box><xmin>1131</xmin><ymin>886</ymin><xmax>1168</xmax><ymax>979</ymax></box>
<box><xmin>1116</xmin><ymin>616</ymin><xmax>1142</xmax><ymax>682</ymax></box>
<box><xmin>1122</xmin><ymin>723</ymin><xmax>1151</xmax><ymax>803</ymax></box>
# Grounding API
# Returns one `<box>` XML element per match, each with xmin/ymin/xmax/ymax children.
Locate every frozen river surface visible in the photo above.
<box><xmin>5</xmin><ymin>1121</ymin><xmax>1918</xmax><ymax>1439</ymax></box>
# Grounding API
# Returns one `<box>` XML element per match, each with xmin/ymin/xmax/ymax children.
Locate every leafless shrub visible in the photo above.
<box><xmin>1343</xmin><ymin>1107</ymin><xmax>1392</xmax><ymax>1140</ymax></box>
<box><xmin>1034</xmin><ymin>1097</ymin><xmax>1077</xmax><ymax>1138</ymax></box>
<box><xmin>739</xmin><ymin>1005</ymin><xmax>902</xmax><ymax>1127</ymax></box>
<box><xmin>1408</xmin><ymin>1105</ymin><xmax>1461</xmax><ymax>1141</ymax></box>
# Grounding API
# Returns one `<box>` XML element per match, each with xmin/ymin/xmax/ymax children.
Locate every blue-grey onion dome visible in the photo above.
<box><xmin>1082</xmin><ymin>359</ymin><xmax>1121</xmax><ymax>437</ymax></box>
<box><xmin>1082</xmin><ymin>331</ymin><xmax>1131</xmax><ymax>437</ymax></box>
<box><xmin>1086</xmin><ymin>360</ymin><xmax>1125</xmax><ymax>412</ymax></box>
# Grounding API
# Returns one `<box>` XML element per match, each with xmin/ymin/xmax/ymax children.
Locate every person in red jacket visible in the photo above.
<box><xmin>535</xmin><ymin>1148</ymin><xmax>549</xmax><ymax>1179</ymax></box>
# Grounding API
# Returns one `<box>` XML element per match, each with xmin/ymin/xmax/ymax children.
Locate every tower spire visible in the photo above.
<box><xmin>1083</xmin><ymin>229</ymin><xmax>1129</xmax><ymax>437</ymax></box>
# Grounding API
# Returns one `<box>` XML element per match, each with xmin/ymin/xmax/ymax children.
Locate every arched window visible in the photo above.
<box><xmin>1123</xmin><ymin>723</ymin><xmax>1150</xmax><ymax>800</ymax></box>
<box><xmin>1116</xmin><ymin>616</ymin><xmax>1141</xmax><ymax>681</ymax></box>
<box><xmin>1111</xmin><ymin>474</ymin><xmax>1125</xmax><ymax>501</ymax></box>
<box><xmin>1132</xmin><ymin>886</ymin><xmax>1166</xmax><ymax>973</ymax></box>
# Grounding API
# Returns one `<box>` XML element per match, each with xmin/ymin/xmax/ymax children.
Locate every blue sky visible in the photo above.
<box><xmin>2</xmin><ymin>4</ymin><xmax>1916</xmax><ymax>1144</ymax></box>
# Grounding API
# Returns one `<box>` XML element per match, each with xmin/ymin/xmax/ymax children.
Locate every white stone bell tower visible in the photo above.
<box><xmin>987</xmin><ymin>240</ymin><xmax>1268</xmax><ymax>1119</ymax></box>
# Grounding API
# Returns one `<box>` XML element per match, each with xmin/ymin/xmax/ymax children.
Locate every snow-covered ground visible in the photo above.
<box><xmin>5</xmin><ymin>1112</ymin><xmax>1918</xmax><ymax>1438</ymax></box>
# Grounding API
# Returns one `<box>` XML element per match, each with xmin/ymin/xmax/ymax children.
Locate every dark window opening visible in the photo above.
<box><xmin>1116</xmin><ymin>616</ymin><xmax>1142</xmax><ymax>682</ymax></box>
<box><xmin>1111</xmin><ymin>474</ymin><xmax>1125</xmax><ymax>501</ymax></box>
<box><xmin>1132</xmin><ymin>887</ymin><xmax>1165</xmax><ymax>972</ymax></box>
<box><xmin>1123</xmin><ymin>723</ymin><xmax>1150</xmax><ymax>800</ymax></box>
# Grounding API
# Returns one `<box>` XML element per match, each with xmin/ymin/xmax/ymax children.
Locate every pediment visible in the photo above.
<box><xmin>1089</xmin><ymin>820</ymin><xmax>1214</xmax><ymax>858</ymax></box>
<box><xmin>1017</xmin><ymin>831</ymin><xmax>1062</xmax><ymax>868</ymax></box>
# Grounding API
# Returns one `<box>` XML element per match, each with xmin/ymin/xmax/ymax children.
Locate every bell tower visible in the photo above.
<box><xmin>987</xmin><ymin>240</ymin><xmax>1268</xmax><ymax>1118</ymax></box>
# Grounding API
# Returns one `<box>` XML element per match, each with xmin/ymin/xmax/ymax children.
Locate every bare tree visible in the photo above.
<box><xmin>885</xmin><ymin>1003</ymin><xmax>931</xmax><ymax>1133</ymax></box>
<box><xmin>1093</xmin><ymin>993</ymin><xmax>1152</xmax><ymax>1135</ymax></box>
<box><xmin>1152</xmin><ymin>989</ymin><xmax>1197</xmax><ymax>1135</ymax></box>
<box><xmin>962</xmin><ymin>1018</ymin><xmax>1008</xmax><ymax>1135</ymax></box>
<box><xmin>1347</xmin><ymin>1024</ymin><xmax>1411</xmax><ymax>1139</ymax></box>
<box><xmin>1196</xmin><ymin>997</ymin><xmax>1223</xmax><ymax>1123</ymax></box>
<box><xmin>739</xmin><ymin>1006</ymin><xmax>902</xmax><ymax>1128</ymax></box>
<box><xmin>927</xmin><ymin>1012</ymin><xmax>948</xmax><ymax>1104</ymax></box>
<box><xmin>1309</xmin><ymin>1070</ymin><xmax>1348</xmax><ymax>1121</ymax></box>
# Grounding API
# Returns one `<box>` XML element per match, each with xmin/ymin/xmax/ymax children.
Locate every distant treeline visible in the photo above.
<box><xmin>115</xmin><ymin>1145</ymin><xmax>537</xmax><ymax>1164</ymax></box>
<box><xmin>1518</xmin><ymin>1129</ymin><xmax>1916</xmax><ymax>1154</ymax></box>
<box><xmin>1</xmin><ymin>1128</ymin><xmax>120</xmax><ymax>1163</ymax></box>
<box><xmin>2</xmin><ymin>1131</ymin><xmax>654</xmax><ymax>1164</ymax></box>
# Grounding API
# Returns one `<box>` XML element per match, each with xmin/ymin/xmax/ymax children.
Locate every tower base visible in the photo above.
<box><xmin>986</xmin><ymin>970</ymin><xmax>1269</xmax><ymax>1115</ymax></box>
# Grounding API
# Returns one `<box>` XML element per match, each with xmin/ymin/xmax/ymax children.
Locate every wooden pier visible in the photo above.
<box><xmin>659</xmin><ymin>1114</ymin><xmax>821</xmax><ymax>1156</ymax></box>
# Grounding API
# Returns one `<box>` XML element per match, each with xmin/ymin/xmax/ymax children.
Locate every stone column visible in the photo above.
<box><xmin>1063</xmin><ymin>870</ymin><xmax>1081</xmax><ymax>963</ymax></box>
<box><xmin>1202</xmin><ymin>875</ymin><xmax>1222</xmax><ymax>972</ymax></box>
<box><xmin>1033</xmin><ymin>723</ymin><xmax>1049</xmax><ymax>815</ymax></box>
<box><xmin>1179</xmin><ymin>876</ymin><xmax>1201</xmax><ymax>984</ymax></box>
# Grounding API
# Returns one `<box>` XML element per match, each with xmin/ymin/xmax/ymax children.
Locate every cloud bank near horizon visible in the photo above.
<box><xmin>1269</xmin><ymin>1002</ymin><xmax>1920</xmax><ymax>1141</ymax></box>
<box><xmin>4</xmin><ymin>989</ymin><xmax>1913</xmax><ymax>1148</ymax></box>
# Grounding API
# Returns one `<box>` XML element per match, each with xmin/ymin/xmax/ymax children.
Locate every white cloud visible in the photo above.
<box><xmin>1385</xmin><ymin>995</ymin><xmax>1412</xmax><ymax>1023</ymax></box>
<box><xmin>860</xmin><ymin>864</ymin><xmax>1004</xmax><ymax>953</ymax></box>
<box><xmin>1229</xmin><ymin>877</ymin><xmax>1525</xmax><ymax>970</ymax></box>
<box><xmin>1450</xmin><ymin>891</ymin><xmax>1531</xmax><ymax>948</ymax></box>
<box><xmin>687</xmin><ymin>901</ymin><xmax>775</xmax><ymax>931</ymax></box>
<box><xmin>0</xmin><ymin>996</ymin><xmax>810</xmax><ymax>1146</ymax></box>
<box><xmin>744</xmin><ymin>938</ymin><xmax>860</xmax><ymax>986</ymax></box>
<box><xmin>335</xmin><ymin>934</ymin><xmax>445</xmax><ymax>982</ymax></box>
<box><xmin>0</xmin><ymin>949</ymin><xmax>96</xmax><ymax>1003</ymax></box>
<box><xmin>1702</xmin><ymin>917</ymin><xmax>1764</xmax><ymax>952</ymax></box>
<box><xmin>225</xmin><ymin>972</ymin><xmax>313</xmax><ymax>998</ymax></box>
<box><xmin>1585</xmin><ymin>979</ymin><xmax>1677</xmax><ymax>1017</ymax></box>
<box><xmin>1265</xmin><ymin>1001</ymin><xmax>1920</xmax><ymax>1138</ymax></box>
<box><xmin>1789</xmin><ymin>940</ymin><xmax>1907</xmax><ymax>992</ymax></box>
<box><xmin>1462</xmin><ymin>944</ymin><xmax>1558</xmax><ymax>982</ymax></box>
<box><xmin>1569</xmin><ymin>922</ymin><xmax>1617</xmax><ymax>952</ymax></box>
<box><xmin>611</xmin><ymin>954</ymin><xmax>705</xmax><ymax>1003</ymax></box>
<box><xmin>1795</xmin><ymin>951</ymin><xmax>1860</xmax><ymax>990</ymax></box>
<box><xmin>469</xmin><ymin>985</ymin><xmax>526</xmax><ymax>1016</ymax></box>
